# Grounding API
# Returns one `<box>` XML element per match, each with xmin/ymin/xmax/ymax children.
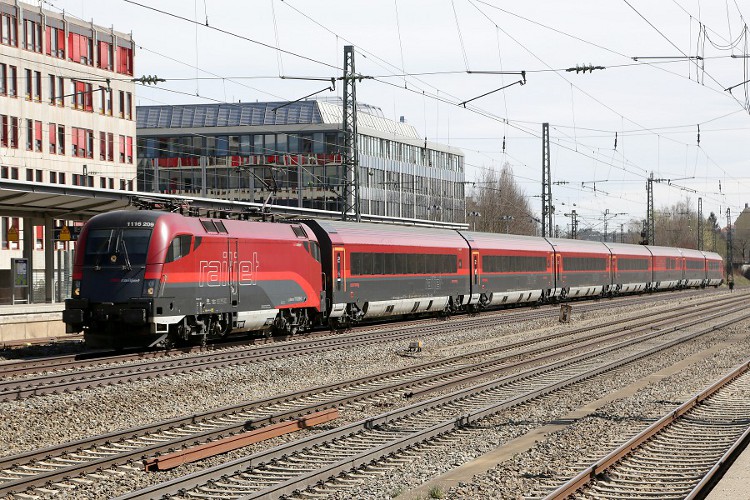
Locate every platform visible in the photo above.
<box><xmin>0</xmin><ymin>303</ymin><xmax>67</xmax><ymax>345</ymax></box>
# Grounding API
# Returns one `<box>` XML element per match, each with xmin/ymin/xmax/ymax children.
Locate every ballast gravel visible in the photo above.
<box><xmin>0</xmin><ymin>290</ymin><xmax>743</xmax><ymax>499</ymax></box>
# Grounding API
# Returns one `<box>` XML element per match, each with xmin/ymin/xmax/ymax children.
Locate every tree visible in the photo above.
<box><xmin>706</xmin><ymin>212</ymin><xmax>720</xmax><ymax>252</ymax></box>
<box><xmin>466</xmin><ymin>164</ymin><xmax>538</xmax><ymax>235</ymax></box>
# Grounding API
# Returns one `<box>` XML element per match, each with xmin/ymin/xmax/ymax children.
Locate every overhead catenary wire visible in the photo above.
<box><xmin>42</xmin><ymin>0</ymin><xmax>750</xmax><ymax>216</ymax></box>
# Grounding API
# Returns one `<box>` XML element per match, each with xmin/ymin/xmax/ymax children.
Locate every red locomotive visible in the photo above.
<box><xmin>63</xmin><ymin>210</ymin><xmax>724</xmax><ymax>349</ymax></box>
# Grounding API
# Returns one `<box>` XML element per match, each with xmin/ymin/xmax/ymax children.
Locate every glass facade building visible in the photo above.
<box><xmin>136</xmin><ymin>99</ymin><xmax>465</xmax><ymax>223</ymax></box>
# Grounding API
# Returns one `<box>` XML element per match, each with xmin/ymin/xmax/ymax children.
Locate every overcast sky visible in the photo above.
<box><xmin>50</xmin><ymin>0</ymin><xmax>750</xmax><ymax>232</ymax></box>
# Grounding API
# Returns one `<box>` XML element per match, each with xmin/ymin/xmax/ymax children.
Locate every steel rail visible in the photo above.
<box><xmin>0</xmin><ymin>295</ymin><xmax>737</xmax><ymax>497</ymax></box>
<box><xmin>115</xmin><ymin>304</ymin><xmax>750</xmax><ymax>499</ymax></box>
<box><xmin>545</xmin><ymin>358</ymin><xmax>750</xmax><ymax>499</ymax></box>
<box><xmin>0</xmin><ymin>287</ymin><xmax>720</xmax><ymax>379</ymax></box>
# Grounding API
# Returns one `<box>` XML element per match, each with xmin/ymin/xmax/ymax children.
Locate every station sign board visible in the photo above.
<box><xmin>54</xmin><ymin>225</ymin><xmax>81</xmax><ymax>241</ymax></box>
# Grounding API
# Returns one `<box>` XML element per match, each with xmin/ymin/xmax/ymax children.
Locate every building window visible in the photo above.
<box><xmin>26</xmin><ymin>168</ymin><xmax>33</xmax><ymax>181</ymax></box>
<box><xmin>35</xmin><ymin>169</ymin><xmax>42</xmax><ymax>182</ymax></box>
<box><xmin>116</xmin><ymin>46</ymin><xmax>133</xmax><ymax>75</ymax></box>
<box><xmin>1</xmin><ymin>13</ymin><xmax>18</xmax><ymax>47</ymax></box>
<box><xmin>24</xmin><ymin>19</ymin><xmax>41</xmax><ymax>52</ymax></box>
<box><xmin>87</xmin><ymin>130</ymin><xmax>94</xmax><ymax>159</ymax></box>
<box><xmin>0</xmin><ymin>63</ymin><xmax>5</xmax><ymax>95</ymax></box>
<box><xmin>2</xmin><ymin>217</ymin><xmax>20</xmax><ymax>250</ymax></box>
<box><xmin>120</xmin><ymin>179</ymin><xmax>126</xmax><ymax>190</ymax></box>
<box><xmin>107</xmin><ymin>133</ymin><xmax>113</xmax><ymax>161</ymax></box>
<box><xmin>9</xmin><ymin>116</ymin><xmax>18</xmax><ymax>148</ymax></box>
<box><xmin>119</xmin><ymin>134</ymin><xmax>125</xmax><ymax>162</ymax></box>
<box><xmin>56</xmin><ymin>76</ymin><xmax>64</xmax><ymax>106</ymax></box>
<box><xmin>105</xmin><ymin>88</ymin><xmax>112</xmax><ymax>115</ymax></box>
<box><xmin>33</xmin><ymin>71</ymin><xmax>41</xmax><ymax>101</ymax></box>
<box><xmin>34</xmin><ymin>120</ymin><xmax>42</xmax><ymax>152</ymax></box>
<box><xmin>126</xmin><ymin>92</ymin><xmax>132</xmax><ymax>120</ymax></box>
<box><xmin>97</xmin><ymin>41</ymin><xmax>113</xmax><ymax>70</ymax></box>
<box><xmin>48</xmin><ymin>74</ymin><xmax>55</xmax><ymax>104</ymax></box>
<box><xmin>25</xmin><ymin>68</ymin><xmax>31</xmax><ymax>99</ymax></box>
<box><xmin>68</xmin><ymin>32</ymin><xmax>93</xmax><ymax>65</ymax></box>
<box><xmin>25</xmin><ymin>119</ymin><xmax>32</xmax><ymax>150</ymax></box>
<box><xmin>99</xmin><ymin>132</ymin><xmax>106</xmax><ymax>160</ymax></box>
<box><xmin>72</xmin><ymin>127</ymin><xmax>85</xmax><ymax>157</ymax></box>
<box><xmin>98</xmin><ymin>86</ymin><xmax>106</xmax><ymax>113</ymax></box>
<box><xmin>8</xmin><ymin>65</ymin><xmax>16</xmax><ymax>96</ymax></box>
<box><xmin>45</xmin><ymin>26</ymin><xmax>65</xmax><ymax>58</ymax></box>
<box><xmin>57</xmin><ymin>124</ymin><xmax>65</xmax><ymax>155</ymax></box>
<box><xmin>72</xmin><ymin>80</ymin><xmax>93</xmax><ymax>111</ymax></box>
<box><xmin>34</xmin><ymin>226</ymin><xmax>43</xmax><ymax>250</ymax></box>
<box><xmin>0</xmin><ymin>115</ymin><xmax>6</xmax><ymax>147</ymax></box>
<box><xmin>118</xmin><ymin>90</ymin><xmax>125</xmax><ymax>118</ymax></box>
<box><xmin>126</xmin><ymin>136</ymin><xmax>133</xmax><ymax>163</ymax></box>
<box><xmin>49</xmin><ymin>123</ymin><xmax>57</xmax><ymax>154</ymax></box>
<box><xmin>108</xmin><ymin>178</ymin><xmax>114</xmax><ymax>189</ymax></box>
<box><xmin>50</xmin><ymin>171</ymin><xmax>57</xmax><ymax>183</ymax></box>
<box><xmin>100</xmin><ymin>177</ymin><xmax>106</xmax><ymax>188</ymax></box>
<box><xmin>59</xmin><ymin>172</ymin><xmax>65</xmax><ymax>184</ymax></box>
<box><xmin>1</xmin><ymin>166</ymin><xmax>6</xmax><ymax>178</ymax></box>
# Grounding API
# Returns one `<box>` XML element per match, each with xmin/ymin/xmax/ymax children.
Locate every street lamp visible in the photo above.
<box><xmin>468</xmin><ymin>211</ymin><xmax>481</xmax><ymax>231</ymax></box>
<box><xmin>499</xmin><ymin>215</ymin><xmax>514</xmax><ymax>233</ymax></box>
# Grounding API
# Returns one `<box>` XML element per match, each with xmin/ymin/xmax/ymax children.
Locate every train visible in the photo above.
<box><xmin>63</xmin><ymin>210</ymin><xmax>725</xmax><ymax>349</ymax></box>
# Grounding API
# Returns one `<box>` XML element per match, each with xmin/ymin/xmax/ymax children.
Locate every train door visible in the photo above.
<box><xmin>611</xmin><ymin>255</ymin><xmax>617</xmax><ymax>286</ymax></box>
<box><xmin>228</xmin><ymin>238</ymin><xmax>238</xmax><ymax>307</ymax></box>
<box><xmin>334</xmin><ymin>247</ymin><xmax>345</xmax><ymax>295</ymax></box>
<box><xmin>555</xmin><ymin>253</ymin><xmax>563</xmax><ymax>291</ymax></box>
<box><xmin>472</xmin><ymin>251</ymin><xmax>480</xmax><ymax>290</ymax></box>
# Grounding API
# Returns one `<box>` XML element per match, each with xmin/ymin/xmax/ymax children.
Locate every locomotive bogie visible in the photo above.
<box><xmin>361</xmin><ymin>296</ymin><xmax>451</xmax><ymax>319</ymax></box>
<box><xmin>485</xmin><ymin>289</ymin><xmax>544</xmax><ymax>306</ymax></box>
<box><xmin>616</xmin><ymin>283</ymin><xmax>648</xmax><ymax>294</ymax></box>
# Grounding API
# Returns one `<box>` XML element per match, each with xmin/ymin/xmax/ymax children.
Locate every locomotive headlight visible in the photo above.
<box><xmin>142</xmin><ymin>280</ymin><xmax>156</xmax><ymax>296</ymax></box>
<box><xmin>73</xmin><ymin>280</ymin><xmax>81</xmax><ymax>297</ymax></box>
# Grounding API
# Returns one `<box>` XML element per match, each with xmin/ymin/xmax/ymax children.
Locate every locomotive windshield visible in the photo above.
<box><xmin>84</xmin><ymin>228</ymin><xmax>152</xmax><ymax>268</ymax></box>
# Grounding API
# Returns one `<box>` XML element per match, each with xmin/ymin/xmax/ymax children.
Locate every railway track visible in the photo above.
<box><xmin>545</xmin><ymin>359</ymin><xmax>750</xmax><ymax>500</ymax></box>
<box><xmin>0</xmin><ymin>305</ymin><xmax>559</xmax><ymax>401</ymax></box>
<box><xmin>0</xmin><ymin>287</ymin><xmax>720</xmax><ymax>381</ymax></box>
<box><xmin>113</xmin><ymin>297</ymin><xmax>750</xmax><ymax>500</ymax></box>
<box><xmin>0</xmin><ymin>294</ymin><xmax>742</xmax><ymax>498</ymax></box>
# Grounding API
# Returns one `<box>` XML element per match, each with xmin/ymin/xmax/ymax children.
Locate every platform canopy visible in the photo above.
<box><xmin>0</xmin><ymin>179</ymin><xmax>467</xmax><ymax>229</ymax></box>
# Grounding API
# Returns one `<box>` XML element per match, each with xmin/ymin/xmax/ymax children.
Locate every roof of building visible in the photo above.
<box><xmin>734</xmin><ymin>203</ymin><xmax>750</xmax><ymax>239</ymax></box>
<box><xmin>136</xmin><ymin>99</ymin><xmax>421</xmax><ymax>140</ymax></box>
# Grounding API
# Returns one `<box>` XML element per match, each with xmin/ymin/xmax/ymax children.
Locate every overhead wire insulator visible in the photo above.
<box><xmin>134</xmin><ymin>75</ymin><xmax>166</xmax><ymax>85</ymax></box>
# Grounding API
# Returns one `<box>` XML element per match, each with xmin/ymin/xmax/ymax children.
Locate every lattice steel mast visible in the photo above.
<box><xmin>541</xmin><ymin>123</ymin><xmax>552</xmax><ymax>237</ymax></box>
<box><xmin>341</xmin><ymin>45</ymin><xmax>361</xmax><ymax>222</ymax></box>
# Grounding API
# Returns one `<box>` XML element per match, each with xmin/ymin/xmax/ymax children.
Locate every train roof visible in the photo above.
<box><xmin>302</xmin><ymin>220</ymin><xmax>466</xmax><ymax>249</ymax></box>
<box><xmin>644</xmin><ymin>245</ymin><xmax>685</xmax><ymax>257</ymax></box>
<box><xmin>679</xmin><ymin>248</ymin><xmax>706</xmax><ymax>259</ymax></box>
<box><xmin>86</xmin><ymin>210</ymin><xmax>318</xmax><ymax>242</ymax></box>
<box><xmin>602</xmin><ymin>242</ymin><xmax>652</xmax><ymax>257</ymax></box>
<box><xmin>701</xmin><ymin>250</ymin><xmax>723</xmax><ymax>261</ymax></box>
<box><xmin>544</xmin><ymin>237</ymin><xmax>611</xmax><ymax>255</ymax></box>
<box><xmin>457</xmin><ymin>231</ymin><xmax>553</xmax><ymax>252</ymax></box>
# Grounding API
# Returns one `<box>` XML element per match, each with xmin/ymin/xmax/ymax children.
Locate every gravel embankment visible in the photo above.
<box><xmin>325</xmin><ymin>320</ymin><xmax>750</xmax><ymax>499</ymax></box>
<box><xmin>0</xmin><ymin>291</ymin><xmax>737</xmax><ymax>499</ymax></box>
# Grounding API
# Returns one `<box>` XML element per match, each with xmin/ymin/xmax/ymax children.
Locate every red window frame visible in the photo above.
<box><xmin>34</xmin><ymin>120</ymin><xmax>42</xmax><ymax>152</ymax></box>
<box><xmin>116</xmin><ymin>46</ymin><xmax>133</xmax><ymax>76</ymax></box>
<box><xmin>49</xmin><ymin>121</ymin><xmax>56</xmax><ymax>154</ymax></box>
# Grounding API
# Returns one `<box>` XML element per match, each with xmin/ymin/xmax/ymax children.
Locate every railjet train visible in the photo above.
<box><xmin>63</xmin><ymin>210</ymin><xmax>724</xmax><ymax>349</ymax></box>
